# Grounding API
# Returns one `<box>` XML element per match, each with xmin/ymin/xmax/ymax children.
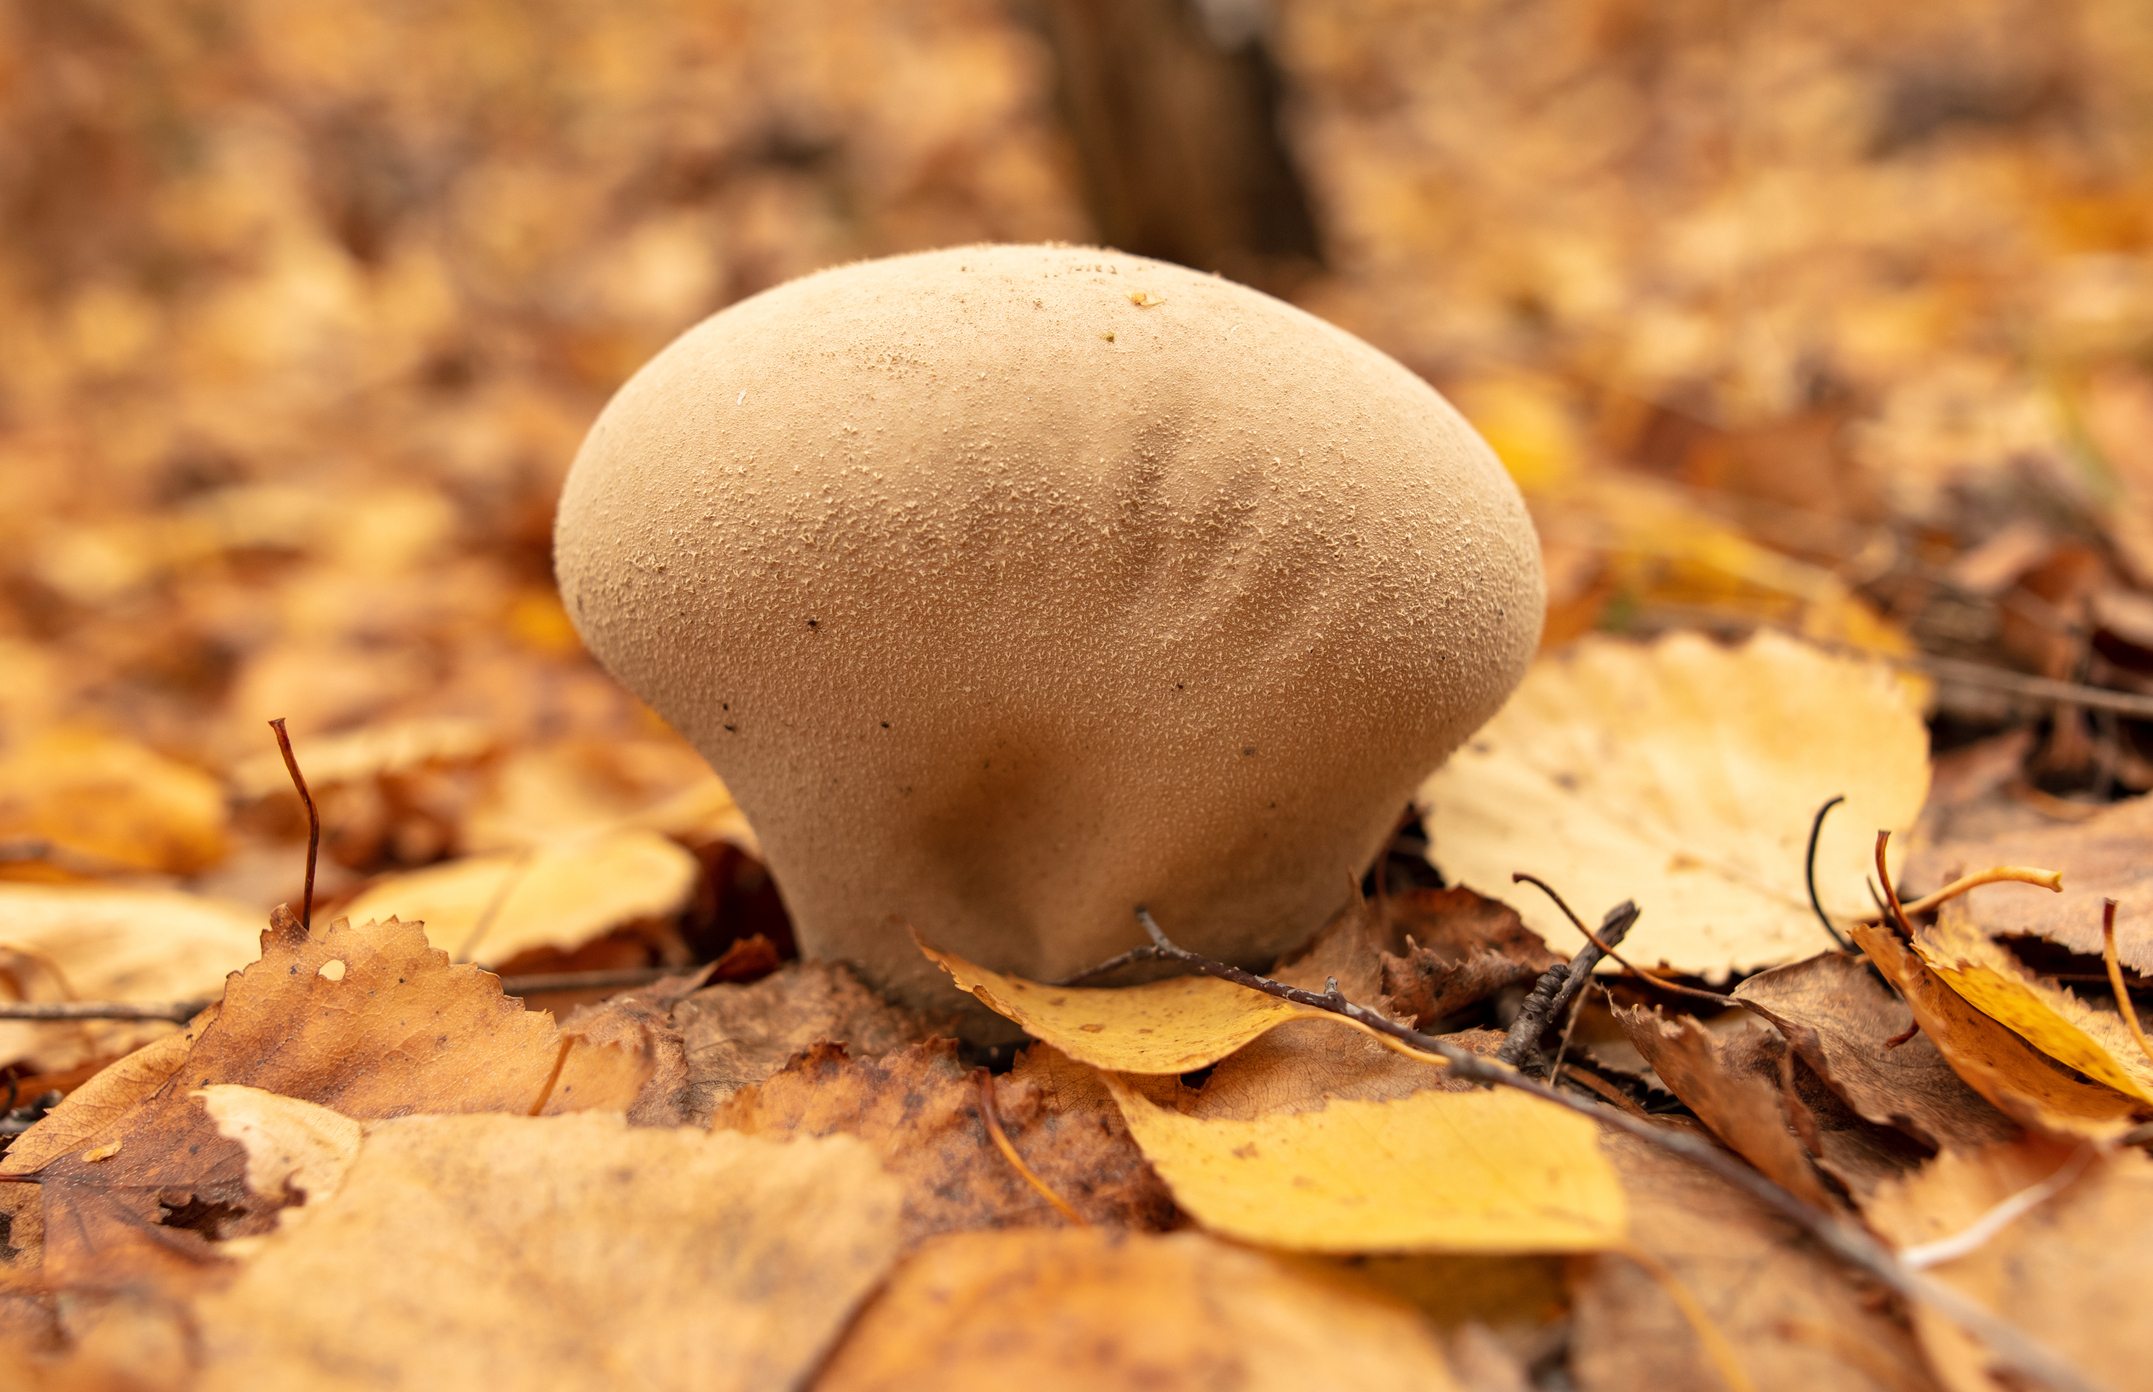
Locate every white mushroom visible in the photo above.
<box><xmin>555</xmin><ymin>244</ymin><xmax>1542</xmax><ymax>1026</ymax></box>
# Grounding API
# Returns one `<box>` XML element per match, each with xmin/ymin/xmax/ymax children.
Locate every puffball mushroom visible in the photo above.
<box><xmin>555</xmin><ymin>244</ymin><xmax>1542</xmax><ymax>1026</ymax></box>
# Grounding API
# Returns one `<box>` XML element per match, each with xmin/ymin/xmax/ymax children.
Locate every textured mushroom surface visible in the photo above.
<box><xmin>555</xmin><ymin>244</ymin><xmax>1542</xmax><ymax>1020</ymax></box>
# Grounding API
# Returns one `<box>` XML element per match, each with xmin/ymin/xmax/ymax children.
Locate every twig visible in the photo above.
<box><xmin>1114</xmin><ymin>907</ymin><xmax>2108</xmax><ymax>1392</ymax></box>
<box><xmin>0</xmin><ymin>967</ymin><xmax>682</xmax><ymax>1023</ymax></box>
<box><xmin>976</xmin><ymin>1070</ymin><xmax>1086</xmax><ymax>1225</ymax></box>
<box><xmin>1900</xmin><ymin>1147</ymin><xmax>2091</xmax><ymax>1270</ymax></box>
<box><xmin>1516</xmin><ymin>875</ymin><xmax>1735</xmax><ymax>1012</ymax></box>
<box><xmin>1861</xmin><ymin>866</ymin><xmax>2064</xmax><ymax>924</ymax></box>
<box><xmin>1497</xmin><ymin>886</ymin><xmax>1638</xmax><ymax>1065</ymax></box>
<box><xmin>269</xmin><ymin>717</ymin><xmax>319</xmax><ymax>933</ymax></box>
<box><xmin>2102</xmin><ymin>900</ymin><xmax>2153</xmax><ymax>1069</ymax></box>
<box><xmin>1804</xmin><ymin>795</ymin><xmax>1853</xmax><ymax>950</ymax></box>
<box><xmin>1549</xmin><ymin>980</ymin><xmax>1592</xmax><ymax>1083</ymax></box>
<box><xmin>1875</xmin><ymin>831</ymin><xmax>1912</xmax><ymax>936</ymax></box>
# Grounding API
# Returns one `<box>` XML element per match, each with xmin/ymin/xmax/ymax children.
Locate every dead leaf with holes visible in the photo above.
<box><xmin>1863</xmin><ymin>1140</ymin><xmax>2153</xmax><ymax>1392</ymax></box>
<box><xmin>0</xmin><ymin>883</ymin><xmax>263</xmax><ymax>1074</ymax></box>
<box><xmin>0</xmin><ymin>912</ymin><xmax>649</xmax><ymax>1284</ymax></box>
<box><xmin>1103</xmin><ymin>1075</ymin><xmax>1625</xmax><ymax>1255</ymax></box>
<box><xmin>817</xmin><ymin>1227</ymin><xmax>1463</xmax><ymax>1392</ymax></box>
<box><xmin>1850</xmin><ymin>925</ymin><xmax>2145</xmax><ymax>1141</ymax></box>
<box><xmin>337</xmin><ymin>828</ymin><xmax>698</xmax><ymax>966</ymax></box>
<box><xmin>186</xmin><ymin>1113</ymin><xmax>902</xmax><ymax>1392</ymax></box>
<box><xmin>714</xmin><ymin>1039</ymin><xmax>1175</xmax><ymax>1243</ymax></box>
<box><xmin>1911</xmin><ymin>902</ymin><xmax>2153</xmax><ymax>1105</ymax></box>
<box><xmin>1421</xmin><ymin>632</ymin><xmax>1930</xmax><ymax>976</ymax></box>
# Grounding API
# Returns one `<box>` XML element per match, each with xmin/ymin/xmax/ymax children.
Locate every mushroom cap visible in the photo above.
<box><xmin>556</xmin><ymin>244</ymin><xmax>1542</xmax><ymax>1021</ymax></box>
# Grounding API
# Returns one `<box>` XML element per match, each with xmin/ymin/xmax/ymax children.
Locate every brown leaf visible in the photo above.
<box><xmin>1275</xmin><ymin>885</ymin><xmax>1562</xmax><ymax>1029</ymax></box>
<box><xmin>1734</xmin><ymin>952</ymin><xmax>2020</xmax><ymax>1152</ymax></box>
<box><xmin>715</xmin><ymin>1039</ymin><xmax>1175</xmax><ymax>1243</ymax></box>
<box><xmin>671</xmin><ymin>961</ymin><xmax>929</xmax><ymax>1124</ymax></box>
<box><xmin>190</xmin><ymin>1113</ymin><xmax>903</xmax><ymax>1392</ymax></box>
<box><xmin>1614</xmin><ymin>1007</ymin><xmax>1834</xmax><ymax>1209</ymax></box>
<box><xmin>814</xmin><ymin>1227</ymin><xmax>1463</xmax><ymax>1392</ymax></box>
<box><xmin>1904</xmin><ymin>793</ymin><xmax>2153</xmax><ymax>971</ymax></box>
<box><xmin>1568</xmin><ymin>1127</ymin><xmax>1942</xmax><ymax>1392</ymax></box>
<box><xmin>1850</xmin><ymin>926</ymin><xmax>2144</xmax><ymax>1141</ymax></box>
<box><xmin>1864</xmin><ymin>1140</ymin><xmax>2153</xmax><ymax>1392</ymax></box>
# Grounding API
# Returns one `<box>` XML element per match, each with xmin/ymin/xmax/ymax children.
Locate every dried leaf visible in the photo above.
<box><xmin>1864</xmin><ymin>1140</ymin><xmax>2153</xmax><ymax>1392</ymax></box>
<box><xmin>717</xmin><ymin>1039</ymin><xmax>1176</xmax><ymax>1241</ymax></box>
<box><xmin>1905</xmin><ymin>793</ymin><xmax>2153</xmax><ymax>972</ymax></box>
<box><xmin>1614</xmin><ymin>1008</ymin><xmax>1834</xmax><ymax>1208</ymax></box>
<box><xmin>816</xmin><ymin>1228</ymin><xmax>1463</xmax><ymax>1392</ymax></box>
<box><xmin>671</xmin><ymin>961</ymin><xmax>929</xmax><ymax>1122</ymax></box>
<box><xmin>338</xmin><ymin>828</ymin><xmax>698</xmax><ymax>965</ymax></box>
<box><xmin>1733</xmin><ymin>952</ymin><xmax>2020</xmax><ymax>1151</ymax></box>
<box><xmin>1851</xmin><ymin>925</ymin><xmax>2143</xmax><ymax>1141</ymax></box>
<box><xmin>0</xmin><ymin>883</ymin><xmax>260</xmax><ymax>1073</ymax></box>
<box><xmin>1912</xmin><ymin>903</ymin><xmax>2153</xmax><ymax>1105</ymax></box>
<box><xmin>195</xmin><ymin>1086</ymin><xmax>362</xmax><ymax>1207</ymax></box>
<box><xmin>0</xmin><ymin>729</ymin><xmax>228</xmax><ymax>875</ymax></box>
<box><xmin>1102</xmin><ymin>1074</ymin><xmax>1626</xmax><ymax>1254</ymax></box>
<box><xmin>192</xmin><ymin>1114</ymin><xmax>902</xmax><ymax>1392</ymax></box>
<box><xmin>1422</xmin><ymin>632</ymin><xmax>1930</xmax><ymax>976</ymax></box>
<box><xmin>917</xmin><ymin>932</ymin><xmax>1341</xmax><ymax>1073</ymax></box>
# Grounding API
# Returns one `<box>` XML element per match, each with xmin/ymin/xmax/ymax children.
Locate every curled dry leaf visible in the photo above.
<box><xmin>338</xmin><ymin>828</ymin><xmax>697</xmax><ymax>965</ymax></box>
<box><xmin>1864</xmin><ymin>1140</ymin><xmax>2153</xmax><ymax>1392</ymax></box>
<box><xmin>0</xmin><ymin>883</ymin><xmax>262</xmax><ymax>1073</ymax></box>
<box><xmin>1421</xmin><ymin>632</ymin><xmax>1930</xmax><ymax>976</ymax></box>
<box><xmin>1613</xmin><ymin>1008</ymin><xmax>1834</xmax><ymax>1209</ymax></box>
<box><xmin>1851</xmin><ymin>925</ymin><xmax>2144</xmax><ymax>1142</ymax></box>
<box><xmin>1912</xmin><ymin>904</ymin><xmax>2153</xmax><ymax>1106</ymax></box>
<box><xmin>815</xmin><ymin>1227</ymin><xmax>1463</xmax><ymax>1392</ymax></box>
<box><xmin>190</xmin><ymin>1114</ymin><xmax>903</xmax><ymax>1392</ymax></box>
<box><xmin>1102</xmin><ymin>1075</ymin><xmax>1626</xmax><ymax>1254</ymax></box>
<box><xmin>716</xmin><ymin>1039</ymin><xmax>1176</xmax><ymax>1242</ymax></box>
<box><xmin>916</xmin><ymin>932</ymin><xmax>1340</xmax><ymax>1074</ymax></box>
<box><xmin>1733</xmin><ymin>952</ymin><xmax>2020</xmax><ymax>1152</ymax></box>
<box><xmin>195</xmin><ymin>1085</ymin><xmax>362</xmax><ymax>1207</ymax></box>
<box><xmin>0</xmin><ymin>729</ymin><xmax>228</xmax><ymax>875</ymax></box>
<box><xmin>1905</xmin><ymin>793</ymin><xmax>2153</xmax><ymax>972</ymax></box>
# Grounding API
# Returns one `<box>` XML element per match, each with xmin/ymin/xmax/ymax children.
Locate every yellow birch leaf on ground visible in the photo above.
<box><xmin>1864</xmin><ymin>1140</ymin><xmax>2153</xmax><ymax>1392</ymax></box>
<box><xmin>915</xmin><ymin>933</ymin><xmax>1337</xmax><ymax>1074</ymax></box>
<box><xmin>0</xmin><ymin>883</ymin><xmax>262</xmax><ymax>1073</ymax></box>
<box><xmin>193</xmin><ymin>1114</ymin><xmax>902</xmax><ymax>1392</ymax></box>
<box><xmin>1913</xmin><ymin>903</ymin><xmax>2153</xmax><ymax>1106</ymax></box>
<box><xmin>817</xmin><ymin>1227</ymin><xmax>1462</xmax><ymax>1392</ymax></box>
<box><xmin>0</xmin><ymin>728</ymin><xmax>228</xmax><ymax>874</ymax></box>
<box><xmin>1851</xmin><ymin>925</ymin><xmax>2143</xmax><ymax>1142</ymax></box>
<box><xmin>1102</xmin><ymin>1074</ymin><xmax>1625</xmax><ymax>1253</ymax></box>
<box><xmin>1422</xmin><ymin>632</ymin><xmax>1929</xmax><ymax>976</ymax></box>
<box><xmin>339</xmin><ymin>828</ymin><xmax>697</xmax><ymax>964</ymax></box>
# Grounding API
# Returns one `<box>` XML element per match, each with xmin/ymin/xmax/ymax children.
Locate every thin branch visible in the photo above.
<box><xmin>1498</xmin><ymin>892</ymin><xmax>1639</xmax><ymax>1065</ymax></box>
<box><xmin>1863</xmin><ymin>866</ymin><xmax>2064</xmax><ymax>924</ymax></box>
<box><xmin>1804</xmin><ymin>795</ymin><xmax>1853</xmax><ymax>950</ymax></box>
<box><xmin>2102</xmin><ymin>900</ymin><xmax>2153</xmax><ymax>1069</ymax></box>
<box><xmin>0</xmin><ymin>967</ymin><xmax>685</xmax><ymax>1023</ymax></box>
<box><xmin>1116</xmin><ymin>907</ymin><xmax>2107</xmax><ymax>1392</ymax></box>
<box><xmin>1518</xmin><ymin>875</ymin><xmax>1735</xmax><ymax>1011</ymax></box>
<box><xmin>269</xmin><ymin>717</ymin><xmax>319</xmax><ymax>934</ymax></box>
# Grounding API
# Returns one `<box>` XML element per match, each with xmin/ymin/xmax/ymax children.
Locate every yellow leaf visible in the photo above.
<box><xmin>915</xmin><ymin>933</ymin><xmax>1339</xmax><ymax>1074</ymax></box>
<box><xmin>1103</xmin><ymin>1074</ymin><xmax>1627</xmax><ymax>1254</ymax></box>
<box><xmin>1913</xmin><ymin>904</ymin><xmax>2153</xmax><ymax>1106</ymax></box>
<box><xmin>0</xmin><ymin>728</ymin><xmax>228</xmax><ymax>875</ymax></box>
<box><xmin>340</xmin><ymin>828</ymin><xmax>697</xmax><ymax>964</ymax></box>
<box><xmin>1422</xmin><ymin>632</ymin><xmax>1929</xmax><ymax>977</ymax></box>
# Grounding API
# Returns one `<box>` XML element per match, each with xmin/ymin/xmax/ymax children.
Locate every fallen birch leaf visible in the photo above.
<box><xmin>192</xmin><ymin>1114</ymin><xmax>902</xmax><ymax>1392</ymax></box>
<box><xmin>717</xmin><ymin>1039</ymin><xmax>1175</xmax><ymax>1241</ymax></box>
<box><xmin>1570</xmin><ymin>1128</ymin><xmax>1943</xmax><ymax>1392</ymax></box>
<box><xmin>196</xmin><ymin>1086</ymin><xmax>362</xmax><ymax>1208</ymax></box>
<box><xmin>1422</xmin><ymin>632</ymin><xmax>1930</xmax><ymax>976</ymax></box>
<box><xmin>1905</xmin><ymin>793</ymin><xmax>2153</xmax><ymax>972</ymax></box>
<box><xmin>1615</xmin><ymin>1008</ymin><xmax>1834</xmax><ymax>1208</ymax></box>
<box><xmin>1864</xmin><ymin>1140</ymin><xmax>2153</xmax><ymax>1392</ymax></box>
<box><xmin>1102</xmin><ymin>1075</ymin><xmax>1625</xmax><ymax>1254</ymax></box>
<box><xmin>0</xmin><ymin>883</ymin><xmax>261</xmax><ymax>1073</ymax></box>
<box><xmin>1913</xmin><ymin>903</ymin><xmax>2153</xmax><ymax>1105</ymax></box>
<box><xmin>917</xmin><ymin>932</ymin><xmax>1339</xmax><ymax>1074</ymax></box>
<box><xmin>0</xmin><ymin>729</ymin><xmax>228</xmax><ymax>875</ymax></box>
<box><xmin>1851</xmin><ymin>925</ymin><xmax>2143</xmax><ymax>1141</ymax></box>
<box><xmin>667</xmin><ymin>960</ymin><xmax>929</xmax><ymax>1123</ymax></box>
<box><xmin>815</xmin><ymin>1227</ymin><xmax>1462</xmax><ymax>1392</ymax></box>
<box><xmin>338</xmin><ymin>828</ymin><xmax>697</xmax><ymax>964</ymax></box>
<box><xmin>1733</xmin><ymin>952</ymin><xmax>2019</xmax><ymax>1152</ymax></box>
